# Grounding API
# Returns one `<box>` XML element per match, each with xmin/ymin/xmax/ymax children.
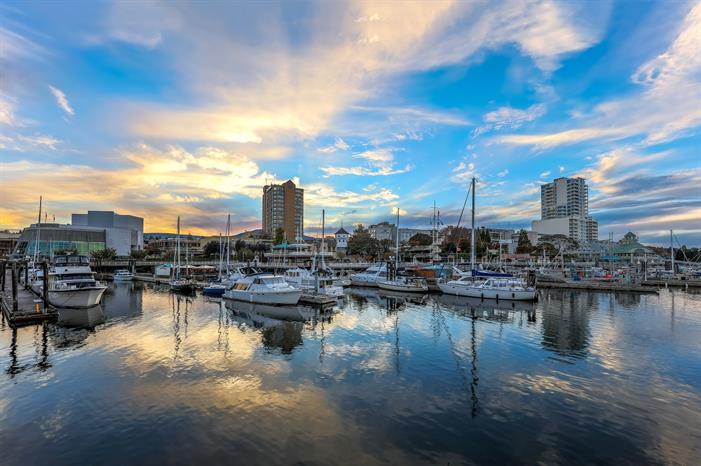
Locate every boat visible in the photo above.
<box><xmin>378</xmin><ymin>208</ymin><xmax>429</xmax><ymax>293</ymax></box>
<box><xmin>438</xmin><ymin>276</ymin><xmax>536</xmax><ymax>300</ymax></box>
<box><xmin>224</xmin><ymin>273</ymin><xmax>302</xmax><ymax>305</ymax></box>
<box><xmin>350</xmin><ymin>263</ymin><xmax>388</xmax><ymax>287</ymax></box>
<box><xmin>203</xmin><ymin>230</ymin><xmax>227</xmax><ymax>296</ymax></box>
<box><xmin>45</xmin><ymin>255</ymin><xmax>108</xmax><ymax>308</ymax></box>
<box><xmin>284</xmin><ymin>267</ymin><xmax>344</xmax><ymax>297</ymax></box>
<box><xmin>170</xmin><ymin>216</ymin><xmax>195</xmax><ymax>293</ymax></box>
<box><xmin>378</xmin><ymin>276</ymin><xmax>428</xmax><ymax>293</ymax></box>
<box><xmin>113</xmin><ymin>269</ymin><xmax>134</xmax><ymax>281</ymax></box>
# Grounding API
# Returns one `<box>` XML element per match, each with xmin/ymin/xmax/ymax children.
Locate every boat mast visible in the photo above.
<box><xmin>176</xmin><ymin>216</ymin><xmax>181</xmax><ymax>280</ymax></box>
<box><xmin>395</xmin><ymin>207</ymin><xmax>400</xmax><ymax>276</ymax></box>
<box><xmin>321</xmin><ymin>209</ymin><xmax>326</xmax><ymax>270</ymax></box>
<box><xmin>218</xmin><ymin>233</ymin><xmax>223</xmax><ymax>279</ymax></box>
<box><xmin>470</xmin><ymin>177</ymin><xmax>476</xmax><ymax>272</ymax></box>
<box><xmin>33</xmin><ymin>196</ymin><xmax>42</xmax><ymax>263</ymax></box>
<box><xmin>226</xmin><ymin>214</ymin><xmax>231</xmax><ymax>273</ymax></box>
<box><xmin>670</xmin><ymin>229</ymin><xmax>675</xmax><ymax>273</ymax></box>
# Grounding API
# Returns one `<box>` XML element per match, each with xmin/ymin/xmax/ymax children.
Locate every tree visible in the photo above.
<box><xmin>234</xmin><ymin>239</ymin><xmax>246</xmax><ymax>252</ymax></box>
<box><xmin>90</xmin><ymin>248</ymin><xmax>117</xmax><ymax>272</ymax></box>
<box><xmin>130</xmin><ymin>249</ymin><xmax>147</xmax><ymax>260</ymax></box>
<box><xmin>203</xmin><ymin>240</ymin><xmax>219</xmax><ymax>257</ymax></box>
<box><xmin>145</xmin><ymin>243</ymin><xmax>162</xmax><ymax>257</ymax></box>
<box><xmin>408</xmin><ymin>233</ymin><xmax>432</xmax><ymax>246</ymax></box>
<box><xmin>347</xmin><ymin>224</ymin><xmax>376</xmax><ymax>258</ymax></box>
<box><xmin>516</xmin><ymin>229</ymin><xmax>534</xmax><ymax>254</ymax></box>
<box><xmin>273</xmin><ymin>227</ymin><xmax>285</xmax><ymax>245</ymax></box>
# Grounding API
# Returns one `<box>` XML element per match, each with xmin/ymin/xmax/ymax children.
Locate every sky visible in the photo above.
<box><xmin>0</xmin><ymin>0</ymin><xmax>699</xmax><ymax>246</ymax></box>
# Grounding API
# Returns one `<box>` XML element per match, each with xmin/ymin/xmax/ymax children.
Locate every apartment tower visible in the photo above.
<box><xmin>262</xmin><ymin>180</ymin><xmax>304</xmax><ymax>241</ymax></box>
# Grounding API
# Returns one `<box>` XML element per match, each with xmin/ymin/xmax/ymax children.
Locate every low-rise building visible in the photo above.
<box><xmin>335</xmin><ymin>227</ymin><xmax>349</xmax><ymax>252</ymax></box>
<box><xmin>0</xmin><ymin>230</ymin><xmax>19</xmax><ymax>257</ymax></box>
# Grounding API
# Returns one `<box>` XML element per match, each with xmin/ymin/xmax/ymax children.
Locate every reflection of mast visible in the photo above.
<box><xmin>469</xmin><ymin>309</ymin><xmax>479</xmax><ymax>419</ymax></box>
<box><xmin>172</xmin><ymin>295</ymin><xmax>182</xmax><ymax>360</ymax></box>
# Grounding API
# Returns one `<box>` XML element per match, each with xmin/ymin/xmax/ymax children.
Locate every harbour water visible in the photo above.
<box><xmin>1</xmin><ymin>283</ymin><xmax>700</xmax><ymax>464</ymax></box>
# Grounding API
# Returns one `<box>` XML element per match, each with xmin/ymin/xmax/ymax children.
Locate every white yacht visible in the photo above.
<box><xmin>350</xmin><ymin>263</ymin><xmax>388</xmax><ymax>287</ymax></box>
<box><xmin>224</xmin><ymin>273</ymin><xmax>302</xmax><ymax>305</ymax></box>
<box><xmin>438</xmin><ymin>276</ymin><xmax>536</xmax><ymax>301</ymax></box>
<box><xmin>284</xmin><ymin>267</ymin><xmax>344</xmax><ymax>298</ymax></box>
<box><xmin>221</xmin><ymin>266</ymin><xmax>263</xmax><ymax>288</ymax></box>
<box><xmin>45</xmin><ymin>255</ymin><xmax>108</xmax><ymax>308</ymax></box>
<box><xmin>378</xmin><ymin>276</ymin><xmax>429</xmax><ymax>293</ymax></box>
<box><xmin>113</xmin><ymin>269</ymin><xmax>134</xmax><ymax>281</ymax></box>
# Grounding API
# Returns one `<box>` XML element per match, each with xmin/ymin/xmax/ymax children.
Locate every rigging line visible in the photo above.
<box><xmin>453</xmin><ymin>183</ymin><xmax>472</xmax><ymax>243</ymax></box>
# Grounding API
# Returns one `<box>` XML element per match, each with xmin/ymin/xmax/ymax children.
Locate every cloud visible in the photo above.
<box><xmin>48</xmin><ymin>85</ymin><xmax>74</xmax><ymax>116</ymax></box>
<box><xmin>107</xmin><ymin>0</ymin><xmax>181</xmax><ymax>47</ymax></box>
<box><xmin>497</xmin><ymin>169</ymin><xmax>509</xmax><ymax>177</ymax></box>
<box><xmin>496</xmin><ymin>2</ymin><xmax>701</xmax><ymax>148</ymax></box>
<box><xmin>320</xmin><ymin>148</ymin><xmax>413</xmax><ymax>177</ymax></box>
<box><xmin>539</xmin><ymin>170</ymin><xmax>551</xmax><ymax>178</ymax></box>
<box><xmin>0</xmin><ymin>144</ymin><xmax>273</xmax><ymax>233</ymax></box>
<box><xmin>474</xmin><ymin>104</ymin><xmax>546</xmax><ymax>136</ymax></box>
<box><xmin>123</xmin><ymin>0</ymin><xmax>603</xmax><ymax>144</ymax></box>
<box><xmin>0</xmin><ymin>93</ymin><xmax>17</xmax><ymax>125</ymax></box>
<box><xmin>318</xmin><ymin>137</ymin><xmax>350</xmax><ymax>153</ymax></box>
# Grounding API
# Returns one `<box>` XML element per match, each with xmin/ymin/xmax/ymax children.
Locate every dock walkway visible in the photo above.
<box><xmin>537</xmin><ymin>280</ymin><xmax>658</xmax><ymax>293</ymax></box>
<box><xmin>1</xmin><ymin>269</ymin><xmax>57</xmax><ymax>327</ymax></box>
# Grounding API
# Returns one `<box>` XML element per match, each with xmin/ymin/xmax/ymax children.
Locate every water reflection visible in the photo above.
<box><xmin>224</xmin><ymin>299</ymin><xmax>331</xmax><ymax>354</ymax></box>
<box><xmin>0</xmin><ymin>284</ymin><xmax>700</xmax><ymax>465</ymax></box>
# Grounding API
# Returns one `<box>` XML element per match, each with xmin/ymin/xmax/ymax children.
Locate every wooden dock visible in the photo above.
<box><xmin>641</xmin><ymin>279</ymin><xmax>701</xmax><ymax>288</ymax></box>
<box><xmin>537</xmin><ymin>280</ymin><xmax>659</xmax><ymax>293</ymax></box>
<box><xmin>1</xmin><ymin>261</ymin><xmax>57</xmax><ymax>327</ymax></box>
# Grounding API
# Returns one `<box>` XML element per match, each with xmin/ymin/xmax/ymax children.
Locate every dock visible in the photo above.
<box><xmin>1</xmin><ymin>260</ymin><xmax>57</xmax><ymax>327</ymax></box>
<box><xmin>537</xmin><ymin>280</ymin><xmax>659</xmax><ymax>293</ymax></box>
<box><xmin>641</xmin><ymin>279</ymin><xmax>701</xmax><ymax>288</ymax></box>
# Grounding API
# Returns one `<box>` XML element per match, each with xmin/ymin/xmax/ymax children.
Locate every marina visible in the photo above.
<box><xmin>1</xmin><ymin>282</ymin><xmax>699</xmax><ymax>464</ymax></box>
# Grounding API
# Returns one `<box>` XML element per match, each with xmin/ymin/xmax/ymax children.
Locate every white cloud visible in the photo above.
<box><xmin>497</xmin><ymin>169</ymin><xmax>509</xmax><ymax>177</ymax></box>
<box><xmin>48</xmin><ymin>85</ymin><xmax>74</xmax><ymax>116</ymax></box>
<box><xmin>540</xmin><ymin>170</ymin><xmax>551</xmax><ymax>178</ymax></box>
<box><xmin>107</xmin><ymin>0</ymin><xmax>181</xmax><ymax>47</ymax></box>
<box><xmin>496</xmin><ymin>2</ymin><xmax>701</xmax><ymax>148</ymax></box>
<box><xmin>321</xmin><ymin>148</ymin><xmax>413</xmax><ymax>177</ymax></box>
<box><xmin>474</xmin><ymin>103</ymin><xmax>546</xmax><ymax>136</ymax></box>
<box><xmin>318</xmin><ymin>137</ymin><xmax>350</xmax><ymax>153</ymax></box>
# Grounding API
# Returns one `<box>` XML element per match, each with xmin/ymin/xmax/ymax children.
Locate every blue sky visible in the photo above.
<box><xmin>1</xmin><ymin>0</ymin><xmax>699</xmax><ymax>245</ymax></box>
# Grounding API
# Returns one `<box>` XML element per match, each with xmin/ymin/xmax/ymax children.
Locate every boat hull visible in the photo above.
<box><xmin>202</xmin><ymin>285</ymin><xmax>226</xmax><ymax>296</ymax></box>
<box><xmin>48</xmin><ymin>286</ymin><xmax>107</xmax><ymax>308</ymax></box>
<box><xmin>438</xmin><ymin>282</ymin><xmax>536</xmax><ymax>301</ymax></box>
<box><xmin>350</xmin><ymin>276</ymin><xmax>380</xmax><ymax>287</ymax></box>
<box><xmin>378</xmin><ymin>282</ymin><xmax>428</xmax><ymax>293</ymax></box>
<box><xmin>224</xmin><ymin>289</ymin><xmax>302</xmax><ymax>305</ymax></box>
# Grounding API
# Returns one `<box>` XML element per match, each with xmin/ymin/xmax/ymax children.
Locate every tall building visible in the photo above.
<box><xmin>532</xmin><ymin>177</ymin><xmax>598</xmax><ymax>242</ymax></box>
<box><xmin>262</xmin><ymin>180</ymin><xmax>304</xmax><ymax>240</ymax></box>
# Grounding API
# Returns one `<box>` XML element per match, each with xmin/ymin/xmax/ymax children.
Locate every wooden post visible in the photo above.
<box><xmin>11</xmin><ymin>262</ymin><xmax>18</xmax><ymax>313</ymax></box>
<box><xmin>42</xmin><ymin>261</ymin><xmax>49</xmax><ymax>308</ymax></box>
<box><xmin>1</xmin><ymin>261</ymin><xmax>5</xmax><ymax>291</ymax></box>
<box><xmin>24</xmin><ymin>261</ymin><xmax>29</xmax><ymax>289</ymax></box>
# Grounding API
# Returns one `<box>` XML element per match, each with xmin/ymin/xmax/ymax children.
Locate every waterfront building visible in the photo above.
<box><xmin>610</xmin><ymin>232</ymin><xmax>656</xmax><ymax>261</ymax></box>
<box><xmin>335</xmin><ymin>227</ymin><xmax>349</xmax><ymax>252</ymax></box>
<box><xmin>532</xmin><ymin>177</ymin><xmax>598</xmax><ymax>242</ymax></box>
<box><xmin>13</xmin><ymin>211</ymin><xmax>145</xmax><ymax>257</ymax></box>
<box><xmin>0</xmin><ymin>230</ymin><xmax>19</xmax><ymax>257</ymax></box>
<box><xmin>262</xmin><ymin>180</ymin><xmax>304</xmax><ymax>241</ymax></box>
<box><xmin>369</xmin><ymin>221</ymin><xmax>432</xmax><ymax>243</ymax></box>
<box><xmin>72</xmin><ymin>210</ymin><xmax>144</xmax><ymax>251</ymax></box>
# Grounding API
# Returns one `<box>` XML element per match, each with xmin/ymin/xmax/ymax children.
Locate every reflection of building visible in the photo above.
<box><xmin>335</xmin><ymin>227</ymin><xmax>349</xmax><ymax>252</ymax></box>
<box><xmin>532</xmin><ymin>177</ymin><xmax>598</xmax><ymax>242</ymax></box>
<box><xmin>262</xmin><ymin>180</ymin><xmax>304</xmax><ymax>240</ymax></box>
<box><xmin>540</xmin><ymin>291</ymin><xmax>594</xmax><ymax>357</ymax></box>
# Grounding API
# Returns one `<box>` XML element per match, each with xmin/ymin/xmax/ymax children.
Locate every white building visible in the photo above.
<box><xmin>72</xmin><ymin>211</ymin><xmax>144</xmax><ymax>252</ymax></box>
<box><xmin>334</xmin><ymin>227</ymin><xmax>349</xmax><ymax>252</ymax></box>
<box><xmin>532</xmin><ymin>177</ymin><xmax>598</xmax><ymax>242</ymax></box>
<box><xmin>369</xmin><ymin>222</ymin><xmax>432</xmax><ymax>243</ymax></box>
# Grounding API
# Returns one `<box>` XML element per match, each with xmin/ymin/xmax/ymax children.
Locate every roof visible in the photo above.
<box><xmin>335</xmin><ymin>227</ymin><xmax>349</xmax><ymax>235</ymax></box>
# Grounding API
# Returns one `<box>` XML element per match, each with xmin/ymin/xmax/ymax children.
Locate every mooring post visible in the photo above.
<box><xmin>1</xmin><ymin>261</ymin><xmax>5</xmax><ymax>291</ymax></box>
<box><xmin>24</xmin><ymin>261</ymin><xmax>29</xmax><ymax>290</ymax></box>
<box><xmin>42</xmin><ymin>261</ymin><xmax>49</xmax><ymax>309</ymax></box>
<box><xmin>11</xmin><ymin>262</ymin><xmax>18</xmax><ymax>313</ymax></box>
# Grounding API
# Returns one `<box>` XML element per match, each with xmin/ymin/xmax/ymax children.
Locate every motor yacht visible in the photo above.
<box><xmin>284</xmin><ymin>267</ymin><xmax>344</xmax><ymax>298</ymax></box>
<box><xmin>113</xmin><ymin>269</ymin><xmax>134</xmax><ymax>281</ymax></box>
<box><xmin>350</xmin><ymin>263</ymin><xmax>388</xmax><ymax>287</ymax></box>
<box><xmin>44</xmin><ymin>255</ymin><xmax>108</xmax><ymax>308</ymax></box>
<box><xmin>224</xmin><ymin>273</ymin><xmax>302</xmax><ymax>305</ymax></box>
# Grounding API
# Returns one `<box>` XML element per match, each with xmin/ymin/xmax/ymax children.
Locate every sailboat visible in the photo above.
<box><xmin>170</xmin><ymin>216</ymin><xmax>195</xmax><ymax>293</ymax></box>
<box><xmin>378</xmin><ymin>208</ymin><xmax>429</xmax><ymax>293</ymax></box>
<box><xmin>438</xmin><ymin>177</ymin><xmax>536</xmax><ymax>301</ymax></box>
<box><xmin>204</xmin><ymin>217</ymin><xmax>230</xmax><ymax>296</ymax></box>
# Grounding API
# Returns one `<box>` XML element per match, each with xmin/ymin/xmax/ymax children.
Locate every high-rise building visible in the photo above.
<box><xmin>262</xmin><ymin>180</ymin><xmax>304</xmax><ymax>240</ymax></box>
<box><xmin>532</xmin><ymin>177</ymin><xmax>598</xmax><ymax>242</ymax></box>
